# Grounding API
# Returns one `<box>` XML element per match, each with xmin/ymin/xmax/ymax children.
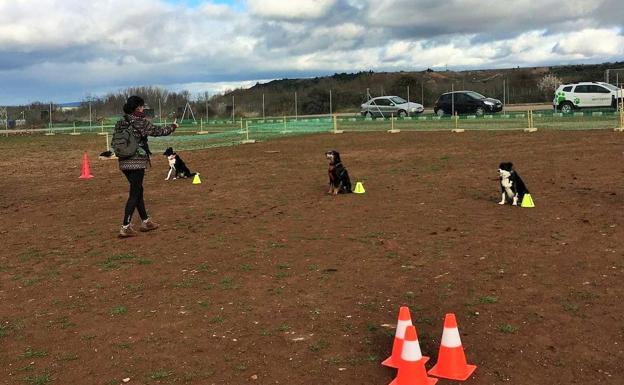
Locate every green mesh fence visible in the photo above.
<box><xmin>15</xmin><ymin>109</ymin><xmax>624</xmax><ymax>152</ymax></box>
<box><xmin>149</xmin><ymin>129</ymin><xmax>244</xmax><ymax>152</ymax></box>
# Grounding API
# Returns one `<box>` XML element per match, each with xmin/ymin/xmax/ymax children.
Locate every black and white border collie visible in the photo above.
<box><xmin>498</xmin><ymin>162</ymin><xmax>529</xmax><ymax>206</ymax></box>
<box><xmin>325</xmin><ymin>150</ymin><xmax>352</xmax><ymax>194</ymax></box>
<box><xmin>163</xmin><ymin>147</ymin><xmax>195</xmax><ymax>180</ymax></box>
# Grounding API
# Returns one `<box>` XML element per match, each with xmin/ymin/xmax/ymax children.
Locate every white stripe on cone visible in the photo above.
<box><xmin>440</xmin><ymin>327</ymin><xmax>462</xmax><ymax>348</ymax></box>
<box><xmin>401</xmin><ymin>340</ymin><xmax>423</xmax><ymax>362</ymax></box>
<box><xmin>395</xmin><ymin>319</ymin><xmax>412</xmax><ymax>339</ymax></box>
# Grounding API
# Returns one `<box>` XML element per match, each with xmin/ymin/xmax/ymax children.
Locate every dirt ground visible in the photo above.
<box><xmin>1</xmin><ymin>130</ymin><xmax>623</xmax><ymax>385</ymax></box>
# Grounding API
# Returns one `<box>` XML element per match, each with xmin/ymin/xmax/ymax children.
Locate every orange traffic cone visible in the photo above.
<box><xmin>79</xmin><ymin>152</ymin><xmax>94</xmax><ymax>179</ymax></box>
<box><xmin>428</xmin><ymin>313</ymin><xmax>476</xmax><ymax>381</ymax></box>
<box><xmin>382</xmin><ymin>307</ymin><xmax>429</xmax><ymax>368</ymax></box>
<box><xmin>389</xmin><ymin>326</ymin><xmax>438</xmax><ymax>385</ymax></box>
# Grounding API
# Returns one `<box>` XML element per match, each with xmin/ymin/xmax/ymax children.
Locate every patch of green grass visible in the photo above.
<box><xmin>415</xmin><ymin>316</ymin><xmax>434</xmax><ymax>326</ymax></box>
<box><xmin>25</xmin><ymin>373</ymin><xmax>51</xmax><ymax>385</ymax></box>
<box><xmin>0</xmin><ymin>323</ymin><xmax>10</xmax><ymax>338</ymax></box>
<box><xmin>18</xmin><ymin>249</ymin><xmax>42</xmax><ymax>263</ymax></box>
<box><xmin>137</xmin><ymin>259</ymin><xmax>152</xmax><ymax>265</ymax></box>
<box><xmin>55</xmin><ymin>317</ymin><xmax>76</xmax><ymax>330</ymax></box>
<box><xmin>268</xmin><ymin>287</ymin><xmax>284</xmax><ymax>295</ymax></box>
<box><xmin>196</xmin><ymin>263</ymin><xmax>210</xmax><ymax>272</ymax></box>
<box><xmin>100</xmin><ymin>253</ymin><xmax>136</xmax><ymax>270</ymax></box>
<box><xmin>240</xmin><ymin>264</ymin><xmax>254</xmax><ymax>272</ymax></box>
<box><xmin>58</xmin><ymin>353</ymin><xmax>78</xmax><ymax>361</ymax></box>
<box><xmin>21</xmin><ymin>348</ymin><xmax>47</xmax><ymax>358</ymax></box>
<box><xmin>479</xmin><ymin>295</ymin><xmax>499</xmax><ymax>304</ymax></box>
<box><xmin>111</xmin><ymin>306</ymin><xmax>128</xmax><ymax>315</ymax></box>
<box><xmin>275</xmin><ymin>271</ymin><xmax>290</xmax><ymax>279</ymax></box>
<box><xmin>385</xmin><ymin>251</ymin><xmax>399</xmax><ymax>259</ymax></box>
<box><xmin>209</xmin><ymin>316</ymin><xmax>224</xmax><ymax>324</ymax></box>
<box><xmin>125</xmin><ymin>282</ymin><xmax>145</xmax><ymax>294</ymax></box>
<box><xmin>197</xmin><ymin>300</ymin><xmax>210</xmax><ymax>308</ymax></box>
<box><xmin>22</xmin><ymin>277</ymin><xmax>40</xmax><ymax>287</ymax></box>
<box><xmin>563</xmin><ymin>302</ymin><xmax>580</xmax><ymax>312</ymax></box>
<box><xmin>149</xmin><ymin>370</ymin><xmax>173</xmax><ymax>380</ymax></box>
<box><xmin>114</xmin><ymin>342</ymin><xmax>131</xmax><ymax>349</ymax></box>
<box><xmin>309</xmin><ymin>339</ymin><xmax>329</xmax><ymax>352</ymax></box>
<box><xmin>358</xmin><ymin>302</ymin><xmax>377</xmax><ymax>312</ymax></box>
<box><xmin>220</xmin><ymin>277</ymin><xmax>236</xmax><ymax>289</ymax></box>
<box><xmin>173</xmin><ymin>277</ymin><xmax>197</xmax><ymax>289</ymax></box>
<box><xmin>498</xmin><ymin>324</ymin><xmax>517</xmax><ymax>334</ymax></box>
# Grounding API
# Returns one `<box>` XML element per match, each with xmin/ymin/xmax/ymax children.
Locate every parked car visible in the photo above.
<box><xmin>361</xmin><ymin>96</ymin><xmax>424</xmax><ymax>118</ymax></box>
<box><xmin>553</xmin><ymin>82</ymin><xmax>623</xmax><ymax>113</ymax></box>
<box><xmin>433</xmin><ymin>91</ymin><xmax>503</xmax><ymax>116</ymax></box>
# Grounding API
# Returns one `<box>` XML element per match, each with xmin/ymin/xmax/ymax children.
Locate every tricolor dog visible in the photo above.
<box><xmin>498</xmin><ymin>162</ymin><xmax>529</xmax><ymax>206</ymax></box>
<box><xmin>326</xmin><ymin>150</ymin><xmax>352</xmax><ymax>194</ymax></box>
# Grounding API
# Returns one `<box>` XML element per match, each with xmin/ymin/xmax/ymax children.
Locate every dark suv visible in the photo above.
<box><xmin>433</xmin><ymin>91</ymin><xmax>503</xmax><ymax>116</ymax></box>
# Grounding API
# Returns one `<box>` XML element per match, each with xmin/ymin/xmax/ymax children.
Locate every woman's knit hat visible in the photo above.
<box><xmin>123</xmin><ymin>95</ymin><xmax>145</xmax><ymax>114</ymax></box>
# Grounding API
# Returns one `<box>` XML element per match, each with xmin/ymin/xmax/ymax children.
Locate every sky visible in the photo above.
<box><xmin>0</xmin><ymin>0</ymin><xmax>623</xmax><ymax>105</ymax></box>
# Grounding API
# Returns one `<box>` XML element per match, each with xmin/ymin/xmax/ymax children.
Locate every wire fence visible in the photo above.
<box><xmin>3</xmin><ymin>109</ymin><xmax>624</xmax><ymax>152</ymax></box>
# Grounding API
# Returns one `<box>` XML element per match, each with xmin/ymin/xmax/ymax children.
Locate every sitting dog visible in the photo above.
<box><xmin>163</xmin><ymin>147</ymin><xmax>195</xmax><ymax>180</ymax></box>
<box><xmin>326</xmin><ymin>150</ymin><xmax>352</xmax><ymax>194</ymax></box>
<box><xmin>498</xmin><ymin>162</ymin><xmax>529</xmax><ymax>206</ymax></box>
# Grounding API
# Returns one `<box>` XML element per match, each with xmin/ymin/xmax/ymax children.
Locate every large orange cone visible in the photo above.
<box><xmin>389</xmin><ymin>326</ymin><xmax>438</xmax><ymax>385</ymax></box>
<box><xmin>382</xmin><ymin>307</ymin><xmax>429</xmax><ymax>368</ymax></box>
<box><xmin>428</xmin><ymin>313</ymin><xmax>476</xmax><ymax>381</ymax></box>
<box><xmin>79</xmin><ymin>152</ymin><xmax>94</xmax><ymax>179</ymax></box>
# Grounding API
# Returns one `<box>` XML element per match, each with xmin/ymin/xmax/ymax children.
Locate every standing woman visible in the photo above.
<box><xmin>117</xmin><ymin>95</ymin><xmax>177</xmax><ymax>238</ymax></box>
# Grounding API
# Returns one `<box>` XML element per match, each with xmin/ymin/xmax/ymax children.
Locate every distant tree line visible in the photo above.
<box><xmin>4</xmin><ymin>61</ymin><xmax>622</xmax><ymax>128</ymax></box>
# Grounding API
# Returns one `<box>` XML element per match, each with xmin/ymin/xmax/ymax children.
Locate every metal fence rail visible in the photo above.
<box><xmin>3</xmin><ymin>109</ymin><xmax>624</xmax><ymax>151</ymax></box>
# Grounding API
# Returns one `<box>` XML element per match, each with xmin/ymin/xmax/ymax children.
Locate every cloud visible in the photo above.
<box><xmin>247</xmin><ymin>0</ymin><xmax>338</xmax><ymax>20</ymax></box>
<box><xmin>0</xmin><ymin>0</ymin><xmax>623</xmax><ymax>104</ymax></box>
<box><xmin>552</xmin><ymin>29</ymin><xmax>624</xmax><ymax>57</ymax></box>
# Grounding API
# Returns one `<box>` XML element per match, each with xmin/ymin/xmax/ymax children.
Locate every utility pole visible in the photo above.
<box><xmin>204</xmin><ymin>91</ymin><xmax>209</xmax><ymax>121</ymax></box>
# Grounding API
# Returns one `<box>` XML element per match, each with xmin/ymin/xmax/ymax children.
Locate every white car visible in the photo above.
<box><xmin>553</xmin><ymin>82</ymin><xmax>623</xmax><ymax>113</ymax></box>
<box><xmin>361</xmin><ymin>96</ymin><xmax>424</xmax><ymax>118</ymax></box>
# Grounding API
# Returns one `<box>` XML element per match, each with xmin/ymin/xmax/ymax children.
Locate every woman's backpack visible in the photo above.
<box><xmin>111</xmin><ymin>117</ymin><xmax>139</xmax><ymax>158</ymax></box>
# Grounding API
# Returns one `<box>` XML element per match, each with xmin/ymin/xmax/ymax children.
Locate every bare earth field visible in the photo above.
<box><xmin>1</xmin><ymin>130</ymin><xmax>623</xmax><ymax>385</ymax></box>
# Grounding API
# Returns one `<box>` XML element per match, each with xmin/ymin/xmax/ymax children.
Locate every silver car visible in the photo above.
<box><xmin>361</xmin><ymin>96</ymin><xmax>424</xmax><ymax>118</ymax></box>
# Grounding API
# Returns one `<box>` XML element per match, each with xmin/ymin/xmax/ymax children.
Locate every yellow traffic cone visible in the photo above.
<box><xmin>521</xmin><ymin>193</ymin><xmax>534</xmax><ymax>208</ymax></box>
<box><xmin>353</xmin><ymin>181</ymin><xmax>365</xmax><ymax>194</ymax></box>
<box><xmin>192</xmin><ymin>173</ymin><xmax>201</xmax><ymax>185</ymax></box>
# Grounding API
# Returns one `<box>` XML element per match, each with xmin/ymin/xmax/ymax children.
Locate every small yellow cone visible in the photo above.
<box><xmin>192</xmin><ymin>173</ymin><xmax>201</xmax><ymax>185</ymax></box>
<box><xmin>353</xmin><ymin>181</ymin><xmax>365</xmax><ymax>194</ymax></box>
<box><xmin>521</xmin><ymin>193</ymin><xmax>534</xmax><ymax>208</ymax></box>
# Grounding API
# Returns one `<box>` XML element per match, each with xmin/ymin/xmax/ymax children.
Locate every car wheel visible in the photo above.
<box><xmin>559</xmin><ymin>102</ymin><xmax>574</xmax><ymax>114</ymax></box>
<box><xmin>435</xmin><ymin>109</ymin><xmax>445</xmax><ymax>117</ymax></box>
<box><xmin>398</xmin><ymin>110</ymin><xmax>407</xmax><ymax>118</ymax></box>
<box><xmin>365</xmin><ymin>111</ymin><xmax>373</xmax><ymax>118</ymax></box>
<box><xmin>475</xmin><ymin>107</ymin><xmax>485</xmax><ymax>116</ymax></box>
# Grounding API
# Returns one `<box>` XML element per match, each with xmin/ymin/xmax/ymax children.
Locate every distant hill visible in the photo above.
<box><xmin>212</xmin><ymin>61</ymin><xmax>624</xmax><ymax>117</ymax></box>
